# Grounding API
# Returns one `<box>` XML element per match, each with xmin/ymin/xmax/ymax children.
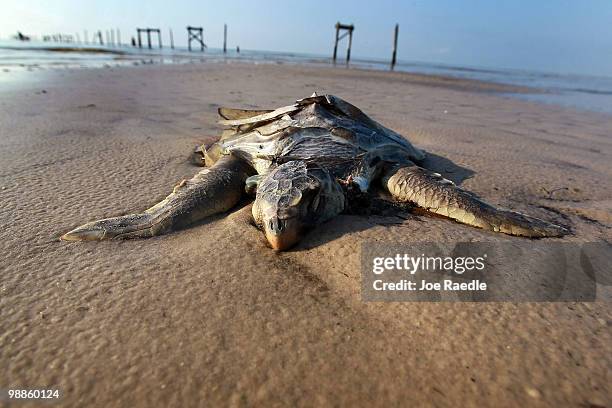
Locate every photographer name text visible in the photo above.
<box><xmin>373</xmin><ymin>279</ymin><xmax>487</xmax><ymax>291</ymax></box>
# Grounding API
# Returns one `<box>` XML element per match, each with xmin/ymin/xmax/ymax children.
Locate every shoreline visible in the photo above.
<box><xmin>0</xmin><ymin>45</ymin><xmax>128</xmax><ymax>54</ymax></box>
<box><xmin>4</xmin><ymin>42</ymin><xmax>612</xmax><ymax>114</ymax></box>
<box><xmin>0</xmin><ymin>51</ymin><xmax>540</xmax><ymax>93</ymax></box>
<box><xmin>7</xmin><ymin>59</ymin><xmax>612</xmax><ymax>120</ymax></box>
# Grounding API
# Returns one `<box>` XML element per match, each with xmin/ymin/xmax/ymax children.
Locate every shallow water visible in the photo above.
<box><xmin>1</xmin><ymin>39</ymin><xmax>611</xmax><ymax>114</ymax></box>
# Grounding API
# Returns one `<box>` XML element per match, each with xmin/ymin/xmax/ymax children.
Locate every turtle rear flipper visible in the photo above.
<box><xmin>61</xmin><ymin>155</ymin><xmax>253</xmax><ymax>241</ymax></box>
<box><xmin>383</xmin><ymin>165</ymin><xmax>568</xmax><ymax>238</ymax></box>
<box><xmin>217</xmin><ymin>107</ymin><xmax>273</xmax><ymax>120</ymax></box>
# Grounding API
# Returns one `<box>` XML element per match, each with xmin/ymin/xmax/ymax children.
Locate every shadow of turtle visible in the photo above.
<box><xmin>295</xmin><ymin>214</ymin><xmax>385</xmax><ymax>251</ymax></box>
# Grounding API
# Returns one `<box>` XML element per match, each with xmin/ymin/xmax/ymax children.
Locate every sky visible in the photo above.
<box><xmin>1</xmin><ymin>0</ymin><xmax>611</xmax><ymax>76</ymax></box>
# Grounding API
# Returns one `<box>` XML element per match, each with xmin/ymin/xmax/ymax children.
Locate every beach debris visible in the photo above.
<box><xmin>541</xmin><ymin>186</ymin><xmax>569</xmax><ymax>200</ymax></box>
<box><xmin>524</xmin><ymin>386</ymin><xmax>541</xmax><ymax>399</ymax></box>
<box><xmin>61</xmin><ymin>94</ymin><xmax>568</xmax><ymax>250</ymax></box>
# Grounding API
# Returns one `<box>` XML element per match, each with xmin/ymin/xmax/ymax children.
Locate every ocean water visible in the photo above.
<box><xmin>1</xmin><ymin>39</ymin><xmax>611</xmax><ymax>114</ymax></box>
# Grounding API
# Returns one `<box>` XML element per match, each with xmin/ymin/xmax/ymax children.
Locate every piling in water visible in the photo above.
<box><xmin>332</xmin><ymin>22</ymin><xmax>354</xmax><ymax>64</ymax></box>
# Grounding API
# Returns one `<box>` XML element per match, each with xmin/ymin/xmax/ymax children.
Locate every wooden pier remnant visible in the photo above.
<box><xmin>391</xmin><ymin>24</ymin><xmax>399</xmax><ymax>70</ymax></box>
<box><xmin>332</xmin><ymin>22</ymin><xmax>354</xmax><ymax>64</ymax></box>
<box><xmin>187</xmin><ymin>26</ymin><xmax>206</xmax><ymax>51</ymax></box>
<box><xmin>169</xmin><ymin>28</ymin><xmax>174</xmax><ymax>49</ymax></box>
<box><xmin>223</xmin><ymin>24</ymin><xmax>227</xmax><ymax>53</ymax></box>
<box><xmin>136</xmin><ymin>28</ymin><xmax>162</xmax><ymax>49</ymax></box>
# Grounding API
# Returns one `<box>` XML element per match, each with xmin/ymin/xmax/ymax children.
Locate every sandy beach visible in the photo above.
<box><xmin>1</xmin><ymin>62</ymin><xmax>611</xmax><ymax>407</ymax></box>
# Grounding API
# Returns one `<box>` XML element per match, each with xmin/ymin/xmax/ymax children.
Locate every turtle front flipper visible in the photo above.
<box><xmin>382</xmin><ymin>165</ymin><xmax>567</xmax><ymax>238</ymax></box>
<box><xmin>61</xmin><ymin>155</ymin><xmax>253</xmax><ymax>241</ymax></box>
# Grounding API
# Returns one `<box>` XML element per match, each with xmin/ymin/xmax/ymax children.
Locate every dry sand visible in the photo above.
<box><xmin>1</xmin><ymin>62</ymin><xmax>611</xmax><ymax>407</ymax></box>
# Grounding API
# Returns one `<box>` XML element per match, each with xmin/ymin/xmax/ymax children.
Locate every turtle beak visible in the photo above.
<box><xmin>264</xmin><ymin>216</ymin><xmax>302</xmax><ymax>251</ymax></box>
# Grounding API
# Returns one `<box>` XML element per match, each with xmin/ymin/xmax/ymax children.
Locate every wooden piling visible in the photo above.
<box><xmin>84</xmin><ymin>30</ymin><xmax>88</xmax><ymax>44</ymax></box>
<box><xmin>332</xmin><ymin>22</ymin><xmax>354</xmax><ymax>64</ymax></box>
<box><xmin>117</xmin><ymin>28</ymin><xmax>121</xmax><ymax>46</ymax></box>
<box><xmin>187</xmin><ymin>26</ymin><xmax>205</xmax><ymax>52</ymax></box>
<box><xmin>332</xmin><ymin>23</ymin><xmax>339</xmax><ymax>62</ymax></box>
<box><xmin>391</xmin><ymin>24</ymin><xmax>398</xmax><ymax>70</ymax></box>
<box><xmin>135</xmin><ymin>28</ymin><xmax>161</xmax><ymax>49</ymax></box>
<box><xmin>170</xmin><ymin>29</ymin><xmax>174</xmax><ymax>49</ymax></box>
<box><xmin>346</xmin><ymin>29</ymin><xmax>353</xmax><ymax>63</ymax></box>
<box><xmin>223</xmin><ymin>24</ymin><xmax>227</xmax><ymax>53</ymax></box>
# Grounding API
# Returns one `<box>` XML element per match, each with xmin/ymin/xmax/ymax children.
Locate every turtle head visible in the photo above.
<box><xmin>252</xmin><ymin>161</ymin><xmax>345</xmax><ymax>251</ymax></box>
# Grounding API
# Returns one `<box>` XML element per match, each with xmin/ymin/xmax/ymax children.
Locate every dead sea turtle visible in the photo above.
<box><xmin>61</xmin><ymin>94</ymin><xmax>566</xmax><ymax>250</ymax></box>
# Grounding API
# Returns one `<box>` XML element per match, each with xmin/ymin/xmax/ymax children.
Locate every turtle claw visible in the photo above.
<box><xmin>495</xmin><ymin>210</ymin><xmax>568</xmax><ymax>238</ymax></box>
<box><xmin>61</xmin><ymin>224</ymin><xmax>107</xmax><ymax>241</ymax></box>
<box><xmin>60</xmin><ymin>214</ymin><xmax>156</xmax><ymax>241</ymax></box>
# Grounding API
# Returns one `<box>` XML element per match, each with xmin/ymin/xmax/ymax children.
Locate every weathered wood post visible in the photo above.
<box><xmin>187</xmin><ymin>26</ymin><xmax>205</xmax><ymax>52</ymax></box>
<box><xmin>110</xmin><ymin>29</ymin><xmax>115</xmax><ymax>46</ymax></box>
<box><xmin>332</xmin><ymin>22</ymin><xmax>340</xmax><ymax>62</ymax></box>
<box><xmin>137</xmin><ymin>29</ymin><xmax>142</xmax><ymax>48</ymax></box>
<box><xmin>146</xmin><ymin>29</ymin><xmax>152</xmax><ymax>48</ymax></box>
<box><xmin>332</xmin><ymin>23</ymin><xmax>354</xmax><ymax>64</ymax></box>
<box><xmin>157</xmin><ymin>29</ymin><xmax>162</xmax><ymax>48</ymax></box>
<box><xmin>117</xmin><ymin>28</ymin><xmax>121</xmax><ymax>46</ymax></box>
<box><xmin>346</xmin><ymin>27</ymin><xmax>353</xmax><ymax>63</ymax></box>
<box><xmin>223</xmin><ymin>24</ymin><xmax>227</xmax><ymax>53</ymax></box>
<box><xmin>98</xmin><ymin>30</ymin><xmax>104</xmax><ymax>45</ymax></box>
<box><xmin>84</xmin><ymin>30</ymin><xmax>88</xmax><ymax>44</ymax></box>
<box><xmin>170</xmin><ymin>28</ymin><xmax>174</xmax><ymax>49</ymax></box>
<box><xmin>390</xmin><ymin>24</ymin><xmax>398</xmax><ymax>70</ymax></box>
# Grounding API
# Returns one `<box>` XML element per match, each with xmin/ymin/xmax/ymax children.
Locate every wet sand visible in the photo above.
<box><xmin>1</xmin><ymin>62</ymin><xmax>611</xmax><ymax>407</ymax></box>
